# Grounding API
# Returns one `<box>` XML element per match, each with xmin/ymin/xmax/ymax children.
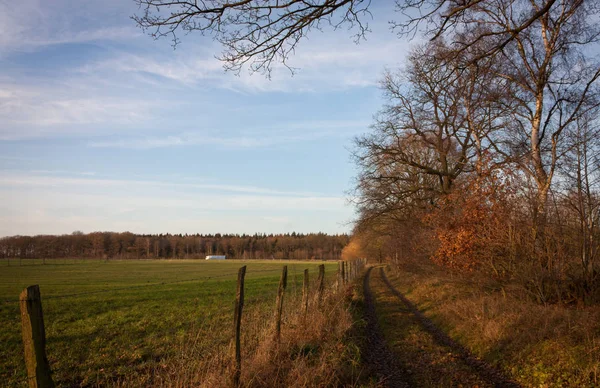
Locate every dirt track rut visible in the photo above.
<box><xmin>362</xmin><ymin>267</ymin><xmax>411</xmax><ymax>387</ymax></box>
<box><xmin>361</xmin><ymin>266</ymin><xmax>521</xmax><ymax>388</ymax></box>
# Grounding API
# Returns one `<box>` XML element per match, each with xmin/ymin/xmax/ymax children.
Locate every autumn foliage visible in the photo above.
<box><xmin>424</xmin><ymin>169</ymin><xmax>516</xmax><ymax>274</ymax></box>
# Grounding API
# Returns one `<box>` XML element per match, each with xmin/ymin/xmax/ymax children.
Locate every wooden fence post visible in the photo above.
<box><xmin>317</xmin><ymin>264</ymin><xmax>325</xmax><ymax>305</ymax></box>
<box><xmin>232</xmin><ymin>266</ymin><xmax>246</xmax><ymax>387</ymax></box>
<box><xmin>302</xmin><ymin>269</ymin><xmax>309</xmax><ymax>316</ymax></box>
<box><xmin>20</xmin><ymin>285</ymin><xmax>54</xmax><ymax>388</ymax></box>
<box><xmin>348</xmin><ymin>260</ymin><xmax>352</xmax><ymax>281</ymax></box>
<box><xmin>274</xmin><ymin>265</ymin><xmax>288</xmax><ymax>343</ymax></box>
<box><xmin>347</xmin><ymin>261</ymin><xmax>352</xmax><ymax>282</ymax></box>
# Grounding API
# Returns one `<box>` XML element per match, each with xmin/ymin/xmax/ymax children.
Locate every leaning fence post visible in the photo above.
<box><xmin>232</xmin><ymin>266</ymin><xmax>246</xmax><ymax>387</ymax></box>
<box><xmin>317</xmin><ymin>264</ymin><xmax>325</xmax><ymax>306</ymax></box>
<box><xmin>302</xmin><ymin>269</ymin><xmax>309</xmax><ymax>316</ymax></box>
<box><xmin>20</xmin><ymin>285</ymin><xmax>54</xmax><ymax>388</ymax></box>
<box><xmin>274</xmin><ymin>265</ymin><xmax>288</xmax><ymax>343</ymax></box>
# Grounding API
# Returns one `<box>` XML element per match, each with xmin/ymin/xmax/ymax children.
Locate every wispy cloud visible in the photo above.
<box><xmin>86</xmin><ymin>119</ymin><xmax>368</xmax><ymax>149</ymax></box>
<box><xmin>0</xmin><ymin>82</ymin><xmax>163</xmax><ymax>140</ymax></box>
<box><xmin>0</xmin><ymin>172</ymin><xmax>350</xmax><ymax>236</ymax></box>
<box><xmin>77</xmin><ymin>28</ymin><xmax>411</xmax><ymax>94</ymax></box>
<box><xmin>3</xmin><ymin>97</ymin><xmax>150</xmax><ymax>126</ymax></box>
<box><xmin>0</xmin><ymin>0</ymin><xmax>139</xmax><ymax>52</ymax></box>
<box><xmin>2</xmin><ymin>189</ymin><xmax>345</xmax><ymax>212</ymax></box>
<box><xmin>30</xmin><ymin>170</ymin><xmax>96</xmax><ymax>176</ymax></box>
<box><xmin>0</xmin><ymin>0</ymin><xmax>401</xmax><ymax>236</ymax></box>
<box><xmin>0</xmin><ymin>172</ymin><xmax>321</xmax><ymax>197</ymax></box>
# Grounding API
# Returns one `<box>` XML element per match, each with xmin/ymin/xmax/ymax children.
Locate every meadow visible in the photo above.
<box><xmin>0</xmin><ymin>259</ymin><xmax>339</xmax><ymax>387</ymax></box>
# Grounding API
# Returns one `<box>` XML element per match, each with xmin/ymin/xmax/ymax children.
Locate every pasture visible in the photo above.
<box><xmin>0</xmin><ymin>259</ymin><xmax>338</xmax><ymax>386</ymax></box>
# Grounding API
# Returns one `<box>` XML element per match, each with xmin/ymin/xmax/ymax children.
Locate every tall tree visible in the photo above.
<box><xmin>353</xmin><ymin>40</ymin><xmax>504</xmax><ymax>225</ymax></box>
<box><xmin>478</xmin><ymin>0</ymin><xmax>600</xmax><ymax>246</ymax></box>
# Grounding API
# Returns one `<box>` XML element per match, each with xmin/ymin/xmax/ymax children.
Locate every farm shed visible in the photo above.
<box><xmin>205</xmin><ymin>255</ymin><xmax>226</xmax><ymax>260</ymax></box>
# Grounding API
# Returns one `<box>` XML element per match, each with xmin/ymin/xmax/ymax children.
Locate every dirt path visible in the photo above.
<box><xmin>361</xmin><ymin>267</ymin><xmax>411</xmax><ymax>387</ymax></box>
<box><xmin>362</xmin><ymin>266</ymin><xmax>521</xmax><ymax>388</ymax></box>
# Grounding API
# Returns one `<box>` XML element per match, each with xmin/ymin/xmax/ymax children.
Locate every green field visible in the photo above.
<box><xmin>0</xmin><ymin>259</ymin><xmax>338</xmax><ymax>387</ymax></box>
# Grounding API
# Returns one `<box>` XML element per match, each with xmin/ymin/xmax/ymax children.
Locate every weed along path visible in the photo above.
<box><xmin>362</xmin><ymin>266</ymin><xmax>521</xmax><ymax>388</ymax></box>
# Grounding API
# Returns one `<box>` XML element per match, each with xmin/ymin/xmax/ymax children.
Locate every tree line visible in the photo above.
<box><xmin>0</xmin><ymin>232</ymin><xmax>349</xmax><ymax>261</ymax></box>
<box><xmin>348</xmin><ymin>1</ymin><xmax>600</xmax><ymax>305</ymax></box>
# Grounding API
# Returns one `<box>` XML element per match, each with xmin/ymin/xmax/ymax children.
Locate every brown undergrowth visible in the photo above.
<box><xmin>384</xmin><ymin>259</ymin><xmax>600</xmax><ymax>387</ymax></box>
<box><xmin>114</xmin><ymin>283</ymin><xmax>368</xmax><ymax>387</ymax></box>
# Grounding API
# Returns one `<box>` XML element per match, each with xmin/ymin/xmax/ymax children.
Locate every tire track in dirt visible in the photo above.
<box><xmin>362</xmin><ymin>267</ymin><xmax>411</xmax><ymax>388</ymax></box>
<box><xmin>379</xmin><ymin>267</ymin><xmax>521</xmax><ymax>388</ymax></box>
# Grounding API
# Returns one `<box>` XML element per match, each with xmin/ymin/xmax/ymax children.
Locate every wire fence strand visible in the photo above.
<box><xmin>1</xmin><ymin>262</ymin><xmax>341</xmax><ymax>387</ymax></box>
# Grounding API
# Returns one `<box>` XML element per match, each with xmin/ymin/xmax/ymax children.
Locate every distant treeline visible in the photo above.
<box><xmin>0</xmin><ymin>232</ymin><xmax>349</xmax><ymax>261</ymax></box>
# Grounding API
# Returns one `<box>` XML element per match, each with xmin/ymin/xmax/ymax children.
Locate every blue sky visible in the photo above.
<box><xmin>0</xmin><ymin>0</ymin><xmax>414</xmax><ymax>236</ymax></box>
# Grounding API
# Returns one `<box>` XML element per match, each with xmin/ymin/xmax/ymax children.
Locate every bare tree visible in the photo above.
<box><xmin>473</xmin><ymin>0</ymin><xmax>600</xmax><ymax>248</ymax></box>
<box><xmin>352</xmin><ymin>41</ymin><xmax>506</xmax><ymax>225</ymax></box>
<box><xmin>394</xmin><ymin>1</ymin><xmax>566</xmax><ymax>60</ymax></box>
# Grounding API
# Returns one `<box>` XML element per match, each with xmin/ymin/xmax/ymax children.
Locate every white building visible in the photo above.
<box><xmin>205</xmin><ymin>255</ymin><xmax>226</xmax><ymax>260</ymax></box>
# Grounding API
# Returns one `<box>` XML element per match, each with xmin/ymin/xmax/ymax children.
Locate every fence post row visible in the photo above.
<box><xmin>274</xmin><ymin>265</ymin><xmax>288</xmax><ymax>343</ymax></box>
<box><xmin>232</xmin><ymin>266</ymin><xmax>246</xmax><ymax>387</ymax></box>
<box><xmin>19</xmin><ymin>285</ymin><xmax>54</xmax><ymax>388</ymax></box>
<box><xmin>17</xmin><ymin>262</ymin><xmax>369</xmax><ymax>388</ymax></box>
<box><xmin>336</xmin><ymin>258</ymin><xmax>368</xmax><ymax>284</ymax></box>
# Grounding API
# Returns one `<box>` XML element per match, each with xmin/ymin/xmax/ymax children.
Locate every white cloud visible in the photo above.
<box><xmin>0</xmin><ymin>1</ymin><xmax>403</xmax><ymax>142</ymax></box>
<box><xmin>77</xmin><ymin>26</ymin><xmax>411</xmax><ymax>94</ymax></box>
<box><xmin>0</xmin><ymin>0</ymin><xmax>139</xmax><ymax>52</ymax></box>
<box><xmin>29</xmin><ymin>170</ymin><xmax>96</xmax><ymax>176</ymax></box>
<box><xmin>7</xmin><ymin>190</ymin><xmax>344</xmax><ymax>212</ymax></box>
<box><xmin>0</xmin><ymin>173</ymin><xmax>351</xmax><ymax>236</ymax></box>
<box><xmin>0</xmin><ymin>0</ymin><xmax>400</xmax><ymax>236</ymax></box>
<box><xmin>0</xmin><ymin>172</ymin><xmax>321</xmax><ymax>197</ymax></box>
<box><xmin>86</xmin><ymin>118</ymin><xmax>368</xmax><ymax>149</ymax></box>
<box><xmin>0</xmin><ymin>82</ymin><xmax>162</xmax><ymax>139</ymax></box>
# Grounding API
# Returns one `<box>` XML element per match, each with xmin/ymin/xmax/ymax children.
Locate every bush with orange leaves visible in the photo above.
<box><xmin>424</xmin><ymin>168</ymin><xmax>518</xmax><ymax>274</ymax></box>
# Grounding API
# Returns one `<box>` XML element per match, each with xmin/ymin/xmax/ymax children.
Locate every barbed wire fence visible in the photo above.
<box><xmin>2</xmin><ymin>259</ymin><xmax>366</xmax><ymax>387</ymax></box>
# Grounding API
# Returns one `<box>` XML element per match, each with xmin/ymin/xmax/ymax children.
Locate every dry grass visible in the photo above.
<box><xmin>113</xmin><ymin>285</ymin><xmax>365</xmax><ymax>387</ymax></box>
<box><xmin>385</xmin><ymin>259</ymin><xmax>600</xmax><ymax>387</ymax></box>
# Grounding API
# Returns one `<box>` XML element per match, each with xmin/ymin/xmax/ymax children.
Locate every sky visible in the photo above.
<box><xmin>0</xmin><ymin>0</ymin><xmax>415</xmax><ymax>237</ymax></box>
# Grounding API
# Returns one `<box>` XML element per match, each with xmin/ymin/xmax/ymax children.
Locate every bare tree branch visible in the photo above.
<box><xmin>132</xmin><ymin>0</ymin><xmax>372</xmax><ymax>76</ymax></box>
